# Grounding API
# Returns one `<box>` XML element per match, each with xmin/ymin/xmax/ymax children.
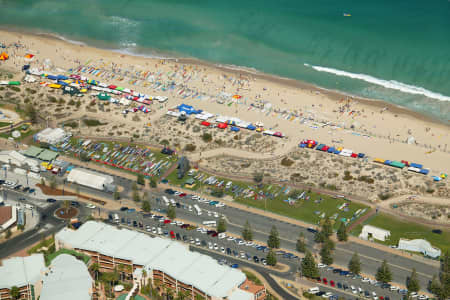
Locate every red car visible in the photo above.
<box><xmin>330</xmin><ymin>280</ymin><xmax>335</xmax><ymax>287</ymax></box>
<box><xmin>164</xmin><ymin>219</ymin><xmax>171</xmax><ymax>224</ymax></box>
<box><xmin>179</xmin><ymin>193</ymin><xmax>187</xmax><ymax>197</ymax></box>
<box><xmin>170</xmin><ymin>231</ymin><xmax>175</xmax><ymax>239</ymax></box>
<box><xmin>322</xmin><ymin>278</ymin><xmax>328</xmax><ymax>285</ymax></box>
<box><xmin>180</xmin><ymin>224</ymin><xmax>189</xmax><ymax>229</ymax></box>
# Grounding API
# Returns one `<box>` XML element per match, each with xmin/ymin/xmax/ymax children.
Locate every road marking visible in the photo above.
<box><xmin>336</xmin><ymin>246</ymin><xmax>433</xmax><ymax>279</ymax></box>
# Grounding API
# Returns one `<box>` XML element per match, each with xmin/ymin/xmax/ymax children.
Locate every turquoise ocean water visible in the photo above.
<box><xmin>1</xmin><ymin>0</ymin><xmax>449</xmax><ymax>123</ymax></box>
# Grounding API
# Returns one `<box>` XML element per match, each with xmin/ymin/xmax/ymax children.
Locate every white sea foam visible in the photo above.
<box><xmin>304</xmin><ymin>63</ymin><xmax>450</xmax><ymax>102</ymax></box>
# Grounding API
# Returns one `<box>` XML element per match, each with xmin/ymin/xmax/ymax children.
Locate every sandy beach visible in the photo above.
<box><xmin>0</xmin><ymin>29</ymin><xmax>449</xmax><ymax>208</ymax></box>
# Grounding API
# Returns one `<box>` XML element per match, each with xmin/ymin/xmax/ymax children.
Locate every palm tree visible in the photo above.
<box><xmin>118</xmin><ymin>264</ymin><xmax>125</xmax><ymax>281</ymax></box>
<box><xmin>9</xmin><ymin>286</ymin><xmax>20</xmax><ymax>300</ymax></box>
<box><xmin>90</xmin><ymin>263</ymin><xmax>100</xmax><ymax>281</ymax></box>
<box><xmin>63</xmin><ymin>200</ymin><xmax>70</xmax><ymax>214</ymax></box>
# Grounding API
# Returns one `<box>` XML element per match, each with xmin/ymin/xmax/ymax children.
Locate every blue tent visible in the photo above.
<box><xmin>358</xmin><ymin>153</ymin><xmax>365</xmax><ymax>158</ymax></box>
<box><xmin>177</xmin><ymin>103</ymin><xmax>202</xmax><ymax>115</ymax></box>
<box><xmin>327</xmin><ymin>147</ymin><xmax>335</xmax><ymax>153</ymax></box>
<box><xmin>384</xmin><ymin>160</ymin><xmax>392</xmax><ymax>165</ymax></box>
<box><xmin>57</xmin><ymin>75</ymin><xmax>68</xmax><ymax>80</ymax></box>
<box><xmin>432</xmin><ymin>176</ymin><xmax>441</xmax><ymax>181</ymax></box>
<box><xmin>247</xmin><ymin>124</ymin><xmax>256</xmax><ymax>130</ymax></box>
<box><xmin>57</xmin><ymin>81</ymin><xmax>68</xmax><ymax>86</ymax></box>
<box><xmin>299</xmin><ymin>143</ymin><xmax>306</xmax><ymax>148</ymax></box>
<box><xmin>47</xmin><ymin>75</ymin><xmax>58</xmax><ymax>80</ymax></box>
<box><xmin>420</xmin><ymin>169</ymin><xmax>429</xmax><ymax>175</ymax></box>
<box><xmin>410</xmin><ymin>163</ymin><xmax>423</xmax><ymax>169</ymax></box>
<box><xmin>333</xmin><ymin>149</ymin><xmax>341</xmax><ymax>154</ymax></box>
<box><xmin>230</xmin><ymin>126</ymin><xmax>240</xmax><ymax>132</ymax></box>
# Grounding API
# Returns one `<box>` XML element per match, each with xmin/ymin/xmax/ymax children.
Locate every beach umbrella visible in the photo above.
<box><xmin>0</xmin><ymin>52</ymin><xmax>9</xmax><ymax>60</ymax></box>
<box><xmin>233</xmin><ymin>95</ymin><xmax>242</xmax><ymax>99</ymax></box>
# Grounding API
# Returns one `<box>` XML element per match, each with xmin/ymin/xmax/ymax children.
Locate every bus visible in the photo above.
<box><xmin>202</xmin><ymin>220</ymin><xmax>217</xmax><ymax>227</ymax></box>
<box><xmin>193</xmin><ymin>204</ymin><xmax>202</xmax><ymax>216</ymax></box>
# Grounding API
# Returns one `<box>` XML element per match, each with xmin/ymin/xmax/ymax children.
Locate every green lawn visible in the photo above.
<box><xmin>27</xmin><ymin>237</ymin><xmax>54</xmax><ymax>255</ymax></box>
<box><xmin>45</xmin><ymin>248</ymin><xmax>90</xmax><ymax>266</ymax></box>
<box><xmin>169</xmin><ymin>169</ymin><xmax>369</xmax><ymax>228</ymax></box>
<box><xmin>0</xmin><ymin>122</ymin><xmax>12</xmax><ymax>128</ymax></box>
<box><xmin>236</xmin><ymin>191</ymin><xmax>369</xmax><ymax>227</ymax></box>
<box><xmin>354</xmin><ymin>213</ymin><xmax>449</xmax><ymax>253</ymax></box>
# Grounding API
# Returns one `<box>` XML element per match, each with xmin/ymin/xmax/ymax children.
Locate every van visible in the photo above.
<box><xmin>308</xmin><ymin>287</ymin><xmax>319</xmax><ymax>294</ymax></box>
<box><xmin>218</xmin><ymin>232</ymin><xmax>226</xmax><ymax>239</ymax></box>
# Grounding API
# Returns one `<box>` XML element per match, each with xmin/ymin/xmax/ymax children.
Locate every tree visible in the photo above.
<box><xmin>375</xmin><ymin>260</ymin><xmax>392</xmax><ymax>283</ymax></box>
<box><xmin>132</xmin><ymin>182</ymin><xmax>138</xmax><ymax>192</ymax></box>
<box><xmin>266</xmin><ymin>249</ymin><xmax>277</xmax><ymax>266</ymax></box>
<box><xmin>407</xmin><ymin>268</ymin><xmax>420</xmax><ymax>294</ymax></box>
<box><xmin>201</xmin><ymin>132</ymin><xmax>212</xmax><ymax>142</ymax></box>
<box><xmin>150</xmin><ymin>178</ymin><xmax>157</xmax><ymax>188</ymax></box>
<box><xmin>348</xmin><ymin>252</ymin><xmax>361</xmax><ymax>275</ymax></box>
<box><xmin>113</xmin><ymin>186</ymin><xmax>120</xmax><ymax>200</ymax></box>
<box><xmin>296</xmin><ymin>232</ymin><xmax>306</xmax><ymax>253</ymax></box>
<box><xmin>314</xmin><ymin>231</ymin><xmax>325</xmax><ymax>243</ymax></box>
<box><xmin>321</xmin><ymin>217</ymin><xmax>333</xmax><ymax>238</ymax></box>
<box><xmin>63</xmin><ymin>200</ymin><xmax>70</xmax><ymax>213</ymax></box>
<box><xmin>217</xmin><ymin>218</ymin><xmax>227</xmax><ymax>233</ymax></box>
<box><xmin>337</xmin><ymin>222</ymin><xmax>348</xmax><ymax>241</ymax></box>
<box><xmin>25</xmin><ymin>103</ymin><xmax>38</xmax><ymax>123</ymax></box>
<box><xmin>49</xmin><ymin>176</ymin><xmax>57</xmax><ymax>189</ymax></box>
<box><xmin>142</xmin><ymin>200</ymin><xmax>151</xmax><ymax>212</ymax></box>
<box><xmin>90</xmin><ymin>263</ymin><xmax>100</xmax><ymax>281</ymax></box>
<box><xmin>430</xmin><ymin>275</ymin><xmax>441</xmax><ymax>296</ymax></box>
<box><xmin>132</xmin><ymin>190</ymin><xmax>141</xmax><ymax>202</ymax></box>
<box><xmin>9</xmin><ymin>286</ymin><xmax>20</xmax><ymax>300</ymax></box>
<box><xmin>301</xmin><ymin>250</ymin><xmax>319</xmax><ymax>278</ymax></box>
<box><xmin>253</xmin><ymin>172</ymin><xmax>263</xmax><ymax>184</ymax></box>
<box><xmin>242</xmin><ymin>220</ymin><xmax>253</xmax><ymax>241</ymax></box>
<box><xmin>324</xmin><ymin>237</ymin><xmax>335</xmax><ymax>250</ymax></box>
<box><xmin>167</xmin><ymin>205</ymin><xmax>176</xmax><ymax>219</ymax></box>
<box><xmin>432</xmin><ymin>250</ymin><xmax>450</xmax><ymax>300</ymax></box>
<box><xmin>267</xmin><ymin>225</ymin><xmax>280</xmax><ymax>249</ymax></box>
<box><xmin>142</xmin><ymin>191</ymin><xmax>149</xmax><ymax>202</ymax></box>
<box><xmin>137</xmin><ymin>173</ymin><xmax>145</xmax><ymax>185</ymax></box>
<box><xmin>320</xmin><ymin>243</ymin><xmax>333</xmax><ymax>265</ymax></box>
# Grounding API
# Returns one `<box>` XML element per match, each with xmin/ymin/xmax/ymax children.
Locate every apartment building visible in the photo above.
<box><xmin>55</xmin><ymin>221</ymin><xmax>266</xmax><ymax>300</ymax></box>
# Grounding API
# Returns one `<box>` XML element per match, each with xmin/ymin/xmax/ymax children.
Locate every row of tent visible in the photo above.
<box><xmin>299</xmin><ymin>139</ymin><xmax>365</xmax><ymax>158</ymax></box>
<box><xmin>373</xmin><ymin>158</ymin><xmax>430</xmax><ymax>175</ymax></box>
<box><xmin>27</xmin><ymin>69</ymin><xmax>168</xmax><ymax>104</ymax></box>
<box><xmin>200</xmin><ymin>120</ymin><xmax>284</xmax><ymax>137</ymax></box>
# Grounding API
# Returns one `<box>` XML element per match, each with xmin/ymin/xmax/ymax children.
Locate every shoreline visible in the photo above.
<box><xmin>2</xmin><ymin>26</ymin><xmax>448</xmax><ymax>127</ymax></box>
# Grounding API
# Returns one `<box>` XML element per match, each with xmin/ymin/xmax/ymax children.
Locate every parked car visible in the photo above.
<box><xmin>46</xmin><ymin>198</ymin><xmax>57</xmax><ymax>203</ymax></box>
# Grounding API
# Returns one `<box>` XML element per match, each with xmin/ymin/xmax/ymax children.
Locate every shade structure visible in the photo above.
<box><xmin>230</xmin><ymin>126</ymin><xmax>240</xmax><ymax>132</ymax></box>
<box><xmin>108</xmin><ymin>84</ymin><xmax>117</xmax><ymax>89</ymax></box>
<box><xmin>115</xmin><ymin>86</ymin><xmax>124</xmax><ymax>91</ymax></box>
<box><xmin>201</xmin><ymin>121</ymin><xmax>211</xmax><ymax>127</ymax></box>
<box><xmin>97</xmin><ymin>93</ymin><xmax>111</xmax><ymax>100</ymax></box>
<box><xmin>217</xmin><ymin>123</ymin><xmax>228</xmax><ymax>129</ymax></box>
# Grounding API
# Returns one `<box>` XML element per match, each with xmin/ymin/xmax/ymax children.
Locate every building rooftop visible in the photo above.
<box><xmin>37</xmin><ymin>149</ymin><xmax>59</xmax><ymax>162</ymax></box>
<box><xmin>40</xmin><ymin>254</ymin><xmax>92</xmax><ymax>300</ymax></box>
<box><xmin>56</xmin><ymin>221</ymin><xmax>247</xmax><ymax>298</ymax></box>
<box><xmin>229</xmin><ymin>288</ymin><xmax>254</xmax><ymax>300</ymax></box>
<box><xmin>0</xmin><ymin>254</ymin><xmax>45</xmax><ymax>289</ymax></box>
<box><xmin>23</xmin><ymin>146</ymin><xmax>44</xmax><ymax>158</ymax></box>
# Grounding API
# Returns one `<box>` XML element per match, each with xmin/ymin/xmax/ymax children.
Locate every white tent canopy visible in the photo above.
<box><xmin>398</xmin><ymin>239</ymin><xmax>441</xmax><ymax>258</ymax></box>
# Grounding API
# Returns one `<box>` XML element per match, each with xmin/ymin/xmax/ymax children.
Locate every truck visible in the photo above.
<box><xmin>193</xmin><ymin>204</ymin><xmax>202</xmax><ymax>216</ymax></box>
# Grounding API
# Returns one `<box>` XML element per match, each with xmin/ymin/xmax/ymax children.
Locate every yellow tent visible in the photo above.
<box><xmin>48</xmin><ymin>84</ymin><xmax>62</xmax><ymax>89</ymax></box>
<box><xmin>0</xmin><ymin>52</ymin><xmax>9</xmax><ymax>60</ymax></box>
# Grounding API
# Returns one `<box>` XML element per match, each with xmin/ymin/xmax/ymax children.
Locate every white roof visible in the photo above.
<box><xmin>56</xmin><ymin>221</ymin><xmax>247</xmax><ymax>298</ymax></box>
<box><xmin>229</xmin><ymin>289</ymin><xmax>254</xmax><ymax>300</ymax></box>
<box><xmin>67</xmin><ymin>168</ymin><xmax>114</xmax><ymax>190</ymax></box>
<box><xmin>40</xmin><ymin>254</ymin><xmax>92</xmax><ymax>300</ymax></box>
<box><xmin>0</xmin><ymin>254</ymin><xmax>45</xmax><ymax>289</ymax></box>
<box><xmin>36</xmin><ymin>128</ymin><xmax>67</xmax><ymax>144</ymax></box>
<box><xmin>398</xmin><ymin>239</ymin><xmax>441</xmax><ymax>258</ymax></box>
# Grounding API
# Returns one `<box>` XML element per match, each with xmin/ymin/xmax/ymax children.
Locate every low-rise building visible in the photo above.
<box><xmin>55</xmin><ymin>221</ymin><xmax>266</xmax><ymax>300</ymax></box>
<box><xmin>0</xmin><ymin>254</ymin><xmax>45</xmax><ymax>300</ymax></box>
<box><xmin>0</xmin><ymin>205</ymin><xmax>17</xmax><ymax>233</ymax></box>
<box><xmin>33</xmin><ymin>128</ymin><xmax>70</xmax><ymax>145</ymax></box>
<box><xmin>66</xmin><ymin>168</ymin><xmax>115</xmax><ymax>192</ymax></box>
<box><xmin>359</xmin><ymin>225</ymin><xmax>391</xmax><ymax>241</ymax></box>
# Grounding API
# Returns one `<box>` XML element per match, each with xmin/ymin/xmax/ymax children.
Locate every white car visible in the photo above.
<box><xmin>213</xmin><ymin>243</ymin><xmax>219</xmax><ymax>250</ymax></box>
<box><xmin>350</xmin><ymin>286</ymin><xmax>357</xmax><ymax>294</ymax></box>
<box><xmin>221</xmin><ymin>247</ymin><xmax>225</xmax><ymax>253</ymax></box>
<box><xmin>85</xmin><ymin>203</ymin><xmax>96</xmax><ymax>209</ymax></box>
<box><xmin>246</xmin><ymin>241</ymin><xmax>254</xmax><ymax>246</ymax></box>
<box><xmin>317</xmin><ymin>263</ymin><xmax>327</xmax><ymax>268</ymax></box>
<box><xmin>190</xmin><ymin>238</ymin><xmax>195</xmax><ymax>244</ymax></box>
<box><xmin>208</xmin><ymin>242</ymin><xmax>213</xmax><ymax>249</ymax></box>
<box><xmin>237</xmin><ymin>240</ymin><xmax>245</xmax><ymax>245</ymax></box>
<box><xmin>213</xmin><ymin>212</ymin><xmax>219</xmax><ymax>218</ymax></box>
<box><xmin>191</xmin><ymin>195</ymin><xmax>199</xmax><ymax>200</ymax></box>
<box><xmin>361</xmin><ymin>277</ymin><xmax>370</xmax><ymax>283</ymax></box>
<box><xmin>418</xmin><ymin>295</ymin><xmax>428</xmax><ymax>300</ymax></box>
<box><xmin>389</xmin><ymin>286</ymin><xmax>399</xmax><ymax>292</ymax></box>
<box><xmin>227</xmin><ymin>236</ymin><xmax>235</xmax><ymax>241</ymax></box>
<box><xmin>170</xmin><ymin>221</ymin><xmax>177</xmax><ymax>225</ymax></box>
<box><xmin>195</xmin><ymin>238</ymin><xmax>201</xmax><ymax>246</ymax></box>
<box><xmin>369</xmin><ymin>279</ymin><xmax>377</xmax><ymax>285</ymax></box>
<box><xmin>215</xmin><ymin>203</ymin><xmax>225</xmax><ymax>208</ymax></box>
<box><xmin>322</xmin><ymin>292</ymin><xmax>332</xmax><ymax>299</ymax></box>
<box><xmin>152</xmin><ymin>227</ymin><xmax>157</xmax><ymax>234</ymax></box>
<box><xmin>174</xmin><ymin>191</ymin><xmax>181</xmax><ymax>196</ymax></box>
<box><xmin>176</xmin><ymin>221</ymin><xmax>184</xmax><ymax>226</ymax></box>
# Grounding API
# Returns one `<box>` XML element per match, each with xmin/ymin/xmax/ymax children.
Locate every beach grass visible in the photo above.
<box><xmin>353</xmin><ymin>213</ymin><xmax>449</xmax><ymax>253</ymax></box>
